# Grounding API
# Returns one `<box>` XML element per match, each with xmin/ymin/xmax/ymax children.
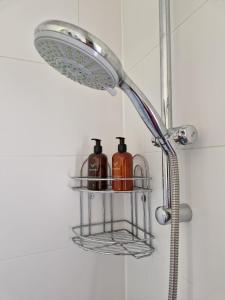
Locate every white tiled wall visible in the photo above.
<box><xmin>0</xmin><ymin>0</ymin><xmax>77</xmax><ymax>62</ymax></box>
<box><xmin>122</xmin><ymin>0</ymin><xmax>225</xmax><ymax>299</ymax></box>
<box><xmin>0</xmin><ymin>246</ymin><xmax>124</xmax><ymax>300</ymax></box>
<box><xmin>0</xmin><ymin>1</ymin><xmax>124</xmax><ymax>300</ymax></box>
<box><xmin>2</xmin><ymin>0</ymin><xmax>224</xmax><ymax>299</ymax></box>
<box><xmin>79</xmin><ymin>0</ymin><xmax>122</xmax><ymax>59</ymax></box>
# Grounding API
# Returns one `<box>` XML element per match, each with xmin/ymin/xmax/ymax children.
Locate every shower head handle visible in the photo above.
<box><xmin>120</xmin><ymin>76</ymin><xmax>175</xmax><ymax>155</ymax></box>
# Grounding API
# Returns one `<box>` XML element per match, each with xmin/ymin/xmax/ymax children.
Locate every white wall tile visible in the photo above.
<box><xmin>123</xmin><ymin>47</ymin><xmax>160</xmax><ymax>154</ymax></box>
<box><xmin>79</xmin><ymin>0</ymin><xmax>122</xmax><ymax>59</ymax></box>
<box><xmin>0</xmin><ymin>1</ymin><xmax>125</xmax><ymax>300</ymax></box>
<box><xmin>0</xmin><ymin>154</ymin><xmax>126</xmax><ymax>261</ymax></box>
<box><xmin>171</xmin><ymin>0</ymin><xmax>208</xmax><ymax>29</ymax></box>
<box><xmin>0</xmin><ymin>0</ymin><xmax>77</xmax><ymax>62</ymax></box>
<box><xmin>0</xmin><ymin>246</ymin><xmax>125</xmax><ymax>300</ymax></box>
<box><xmin>122</xmin><ymin>0</ymin><xmax>159</xmax><ymax>69</ymax></box>
<box><xmin>0</xmin><ymin>156</ymin><xmax>82</xmax><ymax>260</ymax></box>
<box><xmin>0</xmin><ymin>58</ymin><xmax>123</xmax><ymax>156</ymax></box>
<box><xmin>190</xmin><ymin>147</ymin><xmax>225</xmax><ymax>300</ymax></box>
<box><xmin>173</xmin><ymin>0</ymin><xmax>225</xmax><ymax>148</ymax></box>
<box><xmin>126</xmin><ymin>232</ymin><xmax>169</xmax><ymax>300</ymax></box>
<box><xmin>122</xmin><ymin>0</ymin><xmax>207</xmax><ymax>70</ymax></box>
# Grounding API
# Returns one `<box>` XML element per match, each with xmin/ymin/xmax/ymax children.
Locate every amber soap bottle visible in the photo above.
<box><xmin>88</xmin><ymin>139</ymin><xmax>108</xmax><ymax>191</ymax></box>
<box><xmin>112</xmin><ymin>137</ymin><xmax>133</xmax><ymax>191</ymax></box>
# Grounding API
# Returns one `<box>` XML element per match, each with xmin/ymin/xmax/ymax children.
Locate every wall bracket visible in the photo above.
<box><xmin>155</xmin><ymin>203</ymin><xmax>192</xmax><ymax>225</ymax></box>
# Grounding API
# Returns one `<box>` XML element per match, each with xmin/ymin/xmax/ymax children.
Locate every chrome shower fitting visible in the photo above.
<box><xmin>154</xmin><ymin>0</ymin><xmax>197</xmax><ymax>226</ymax></box>
<box><xmin>156</xmin><ymin>1</ymin><xmax>197</xmax><ymax>299</ymax></box>
<box><xmin>153</xmin><ymin>125</ymin><xmax>197</xmax><ymax>148</ymax></box>
<box><xmin>170</xmin><ymin>125</ymin><xmax>197</xmax><ymax>146</ymax></box>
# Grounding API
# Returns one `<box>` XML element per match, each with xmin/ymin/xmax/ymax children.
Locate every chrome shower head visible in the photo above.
<box><xmin>34</xmin><ymin>20</ymin><xmax>122</xmax><ymax>93</ymax></box>
<box><xmin>34</xmin><ymin>20</ymin><xmax>173</xmax><ymax>154</ymax></box>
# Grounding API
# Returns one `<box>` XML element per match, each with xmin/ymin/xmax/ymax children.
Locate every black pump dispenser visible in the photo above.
<box><xmin>92</xmin><ymin>138</ymin><xmax>102</xmax><ymax>154</ymax></box>
<box><xmin>88</xmin><ymin>138</ymin><xmax>108</xmax><ymax>190</ymax></box>
<box><xmin>116</xmin><ymin>137</ymin><xmax>127</xmax><ymax>153</ymax></box>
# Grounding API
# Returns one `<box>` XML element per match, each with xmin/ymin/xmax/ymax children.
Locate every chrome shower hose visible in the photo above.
<box><xmin>168</xmin><ymin>154</ymin><xmax>180</xmax><ymax>300</ymax></box>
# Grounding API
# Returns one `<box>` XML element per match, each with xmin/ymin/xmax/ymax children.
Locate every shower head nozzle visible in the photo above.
<box><xmin>34</xmin><ymin>20</ymin><xmax>123</xmax><ymax>91</ymax></box>
<box><xmin>34</xmin><ymin>20</ymin><xmax>172</xmax><ymax>154</ymax></box>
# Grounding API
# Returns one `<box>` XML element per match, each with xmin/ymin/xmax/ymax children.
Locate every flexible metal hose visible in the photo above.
<box><xmin>168</xmin><ymin>154</ymin><xmax>180</xmax><ymax>300</ymax></box>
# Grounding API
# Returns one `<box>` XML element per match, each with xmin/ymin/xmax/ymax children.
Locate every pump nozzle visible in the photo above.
<box><xmin>116</xmin><ymin>137</ymin><xmax>127</xmax><ymax>153</ymax></box>
<box><xmin>91</xmin><ymin>138</ymin><xmax>102</xmax><ymax>154</ymax></box>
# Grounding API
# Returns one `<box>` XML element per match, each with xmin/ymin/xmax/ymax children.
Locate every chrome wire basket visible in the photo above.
<box><xmin>69</xmin><ymin>155</ymin><xmax>154</xmax><ymax>259</ymax></box>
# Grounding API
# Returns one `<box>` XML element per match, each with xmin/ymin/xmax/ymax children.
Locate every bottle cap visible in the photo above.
<box><xmin>116</xmin><ymin>137</ymin><xmax>127</xmax><ymax>153</ymax></box>
<box><xmin>91</xmin><ymin>138</ymin><xmax>102</xmax><ymax>154</ymax></box>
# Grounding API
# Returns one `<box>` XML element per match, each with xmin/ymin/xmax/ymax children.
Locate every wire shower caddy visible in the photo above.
<box><xmin>69</xmin><ymin>154</ymin><xmax>154</xmax><ymax>259</ymax></box>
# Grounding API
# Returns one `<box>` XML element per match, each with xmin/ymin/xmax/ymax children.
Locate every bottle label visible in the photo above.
<box><xmin>88</xmin><ymin>157</ymin><xmax>99</xmax><ymax>173</ymax></box>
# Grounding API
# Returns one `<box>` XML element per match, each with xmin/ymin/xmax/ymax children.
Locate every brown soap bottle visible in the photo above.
<box><xmin>112</xmin><ymin>137</ymin><xmax>133</xmax><ymax>191</ymax></box>
<box><xmin>88</xmin><ymin>139</ymin><xmax>108</xmax><ymax>191</ymax></box>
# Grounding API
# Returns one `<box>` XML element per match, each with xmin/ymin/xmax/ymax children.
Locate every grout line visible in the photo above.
<box><xmin>0</xmin><ymin>154</ymin><xmax>87</xmax><ymax>159</ymax></box>
<box><xmin>121</xmin><ymin>0</ymin><xmax>126</xmax><ymax>138</ymax></box>
<box><xmin>121</xmin><ymin>4</ymin><xmax>128</xmax><ymax>299</ymax></box>
<box><xmin>1</xmin><ymin>143</ymin><xmax>224</xmax><ymax>159</ymax></box>
<box><xmin>0</xmin><ymin>152</ymin><xmax>115</xmax><ymax>159</ymax></box>
<box><xmin>143</xmin><ymin>143</ymin><xmax>225</xmax><ymax>156</ymax></box>
<box><xmin>0</xmin><ymin>0</ymin><xmax>83</xmax><ymax>65</ymax></box>
<box><xmin>122</xmin><ymin>95</ymin><xmax>126</xmax><ymax>137</ymax></box>
<box><xmin>180</xmin><ymin>144</ymin><xmax>225</xmax><ymax>151</ymax></box>
<box><xmin>120</xmin><ymin>0</ymin><xmax>125</xmax><ymax>67</ymax></box>
<box><xmin>127</xmin><ymin>44</ymin><xmax>159</xmax><ymax>73</ymax></box>
<box><xmin>0</xmin><ymin>246</ymin><xmax>69</xmax><ymax>264</ymax></box>
<box><xmin>0</xmin><ymin>55</ymin><xmax>44</xmax><ymax>65</ymax></box>
<box><xmin>126</xmin><ymin>0</ymin><xmax>209</xmax><ymax>72</ymax></box>
<box><xmin>143</xmin><ymin>149</ymin><xmax>162</xmax><ymax>155</ymax></box>
<box><xmin>172</xmin><ymin>0</ymin><xmax>209</xmax><ymax>32</ymax></box>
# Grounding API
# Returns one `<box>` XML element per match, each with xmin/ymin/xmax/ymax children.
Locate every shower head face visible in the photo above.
<box><xmin>34</xmin><ymin>20</ymin><xmax>123</xmax><ymax>90</ymax></box>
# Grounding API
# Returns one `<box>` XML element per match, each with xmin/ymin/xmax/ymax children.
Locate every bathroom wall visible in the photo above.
<box><xmin>2</xmin><ymin>1</ymin><xmax>224</xmax><ymax>299</ymax></box>
<box><xmin>0</xmin><ymin>1</ymin><xmax>125</xmax><ymax>300</ymax></box>
<box><xmin>122</xmin><ymin>0</ymin><xmax>225</xmax><ymax>299</ymax></box>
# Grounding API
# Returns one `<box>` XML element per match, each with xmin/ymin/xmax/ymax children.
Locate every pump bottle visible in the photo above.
<box><xmin>88</xmin><ymin>139</ymin><xmax>108</xmax><ymax>190</ymax></box>
<box><xmin>112</xmin><ymin>137</ymin><xmax>133</xmax><ymax>191</ymax></box>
